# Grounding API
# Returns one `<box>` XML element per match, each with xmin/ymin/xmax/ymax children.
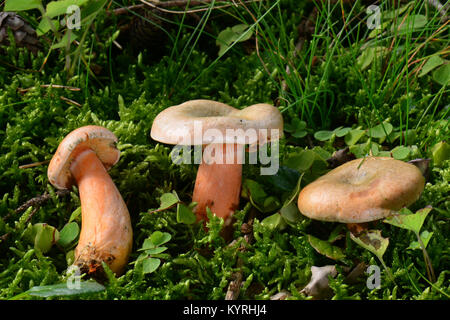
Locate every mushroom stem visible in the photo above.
<box><xmin>193</xmin><ymin>143</ymin><xmax>243</xmax><ymax>223</ymax></box>
<box><xmin>70</xmin><ymin>149</ymin><xmax>132</xmax><ymax>277</ymax></box>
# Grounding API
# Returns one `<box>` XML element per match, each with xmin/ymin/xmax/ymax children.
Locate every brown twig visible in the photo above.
<box><xmin>0</xmin><ymin>190</ymin><xmax>70</xmax><ymax>243</ymax></box>
<box><xmin>19</xmin><ymin>160</ymin><xmax>51</xmax><ymax>169</ymax></box>
<box><xmin>60</xmin><ymin>96</ymin><xmax>82</xmax><ymax>107</ymax></box>
<box><xmin>2</xmin><ymin>190</ymin><xmax>70</xmax><ymax>222</ymax></box>
<box><xmin>18</xmin><ymin>84</ymin><xmax>81</xmax><ymax>94</ymax></box>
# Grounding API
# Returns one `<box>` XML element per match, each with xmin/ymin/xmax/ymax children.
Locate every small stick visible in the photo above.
<box><xmin>113</xmin><ymin>40</ymin><xmax>123</xmax><ymax>50</ymax></box>
<box><xmin>18</xmin><ymin>85</ymin><xmax>81</xmax><ymax>94</ymax></box>
<box><xmin>2</xmin><ymin>190</ymin><xmax>70</xmax><ymax>222</ymax></box>
<box><xmin>0</xmin><ymin>190</ymin><xmax>70</xmax><ymax>242</ymax></box>
<box><xmin>60</xmin><ymin>96</ymin><xmax>82</xmax><ymax>107</ymax></box>
<box><xmin>19</xmin><ymin>160</ymin><xmax>50</xmax><ymax>169</ymax></box>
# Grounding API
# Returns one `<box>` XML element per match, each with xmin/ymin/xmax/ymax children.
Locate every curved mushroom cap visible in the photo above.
<box><xmin>297</xmin><ymin>157</ymin><xmax>425</xmax><ymax>223</ymax></box>
<box><xmin>150</xmin><ymin>99</ymin><xmax>283</xmax><ymax>145</ymax></box>
<box><xmin>48</xmin><ymin>126</ymin><xmax>120</xmax><ymax>190</ymax></box>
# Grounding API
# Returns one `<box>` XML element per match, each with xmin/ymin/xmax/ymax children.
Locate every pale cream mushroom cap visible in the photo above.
<box><xmin>48</xmin><ymin>125</ymin><xmax>120</xmax><ymax>190</ymax></box>
<box><xmin>297</xmin><ymin>157</ymin><xmax>425</xmax><ymax>223</ymax></box>
<box><xmin>150</xmin><ymin>99</ymin><xmax>283</xmax><ymax>146</ymax></box>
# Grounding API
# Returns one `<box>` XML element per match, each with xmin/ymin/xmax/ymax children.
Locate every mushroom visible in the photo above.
<box><xmin>48</xmin><ymin>125</ymin><xmax>133</xmax><ymax>279</ymax></box>
<box><xmin>151</xmin><ymin>99</ymin><xmax>283</xmax><ymax>223</ymax></box>
<box><xmin>297</xmin><ymin>156</ymin><xmax>425</xmax><ymax>230</ymax></box>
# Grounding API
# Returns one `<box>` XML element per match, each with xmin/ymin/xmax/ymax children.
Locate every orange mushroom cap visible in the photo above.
<box><xmin>297</xmin><ymin>157</ymin><xmax>425</xmax><ymax>223</ymax></box>
<box><xmin>48</xmin><ymin>125</ymin><xmax>120</xmax><ymax>190</ymax></box>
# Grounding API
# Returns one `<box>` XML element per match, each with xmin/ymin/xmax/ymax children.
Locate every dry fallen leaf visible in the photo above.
<box><xmin>301</xmin><ymin>265</ymin><xmax>338</xmax><ymax>299</ymax></box>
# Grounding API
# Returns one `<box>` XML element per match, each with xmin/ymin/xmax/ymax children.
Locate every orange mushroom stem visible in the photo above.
<box><xmin>70</xmin><ymin>148</ymin><xmax>133</xmax><ymax>277</ymax></box>
<box><xmin>192</xmin><ymin>143</ymin><xmax>243</xmax><ymax>223</ymax></box>
<box><xmin>47</xmin><ymin>125</ymin><xmax>133</xmax><ymax>281</ymax></box>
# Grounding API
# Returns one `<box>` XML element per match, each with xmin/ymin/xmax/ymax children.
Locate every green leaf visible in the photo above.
<box><xmin>294</xmin><ymin>121</ymin><xmax>307</xmax><ymax>131</ymax></box>
<box><xmin>312</xmin><ymin>146</ymin><xmax>332</xmax><ymax>160</ymax></box>
<box><xmin>36</xmin><ymin>18</ymin><xmax>60</xmax><ymax>36</ymax></box>
<box><xmin>368</xmin><ymin>21</ymin><xmax>390</xmax><ymax>38</ymax></box>
<box><xmin>292</xmin><ymin>130</ymin><xmax>308</xmax><ymax>138</ymax></box>
<box><xmin>33</xmin><ymin>223</ymin><xmax>59</xmax><ymax>253</ymax></box>
<box><xmin>431</xmin><ymin>141</ymin><xmax>450</xmax><ymax>166</ymax></box>
<box><xmin>51</xmin><ymin>31</ymin><xmax>78</xmax><ymax>49</ymax></box>
<box><xmin>391</xmin><ymin>146</ymin><xmax>410</xmax><ymax>160</ymax></box>
<box><xmin>177</xmin><ymin>203</ymin><xmax>196</xmax><ymax>224</ymax></box>
<box><xmin>279</xmin><ymin>173</ymin><xmax>303</xmax><ymax>223</ymax></box>
<box><xmin>46</xmin><ymin>0</ymin><xmax>89</xmax><ymax>18</ymax></box>
<box><xmin>345</xmin><ymin>129</ymin><xmax>366</xmax><ymax>146</ymax></box>
<box><xmin>394</xmin><ymin>14</ymin><xmax>427</xmax><ymax>33</ymax></box>
<box><xmin>378</xmin><ymin>151</ymin><xmax>392</xmax><ymax>157</ymax></box>
<box><xmin>242</xmin><ymin>179</ymin><xmax>267</xmax><ymax>210</ymax></box>
<box><xmin>285</xmin><ymin>120</ymin><xmax>307</xmax><ymax>137</ymax></box>
<box><xmin>357</xmin><ymin>47</ymin><xmax>375</xmax><ymax>70</ymax></box>
<box><xmin>25</xmin><ymin>281</ymin><xmax>104</xmax><ymax>297</ymax></box>
<box><xmin>150</xmin><ymin>231</ymin><xmax>171</xmax><ymax>247</ymax></box>
<box><xmin>261</xmin><ymin>213</ymin><xmax>285</xmax><ymax>230</ymax></box>
<box><xmin>419</xmin><ymin>56</ymin><xmax>444</xmax><ymax>77</ymax></box>
<box><xmin>216</xmin><ymin>24</ymin><xmax>253</xmax><ymax>56</ymax></box>
<box><xmin>66</xmin><ymin>250</ymin><xmax>75</xmax><ymax>265</ymax></box>
<box><xmin>307</xmin><ymin>235</ymin><xmax>346</xmax><ymax>261</ymax></box>
<box><xmin>280</xmin><ymin>202</ymin><xmax>302</xmax><ymax>224</ymax></box>
<box><xmin>370</xmin><ymin>142</ymin><xmax>380</xmax><ymax>156</ymax></box>
<box><xmin>335</xmin><ymin>127</ymin><xmax>351</xmax><ymax>137</ymax></box>
<box><xmin>159</xmin><ymin>192</ymin><xmax>179</xmax><ymax>211</ymax></box>
<box><xmin>350</xmin><ymin>230</ymin><xmax>389</xmax><ymax>260</ymax></box>
<box><xmin>328</xmin><ymin>225</ymin><xmax>346</xmax><ymax>243</ymax></box>
<box><xmin>367</xmin><ymin>122</ymin><xmax>393</xmax><ymax>138</ymax></box>
<box><xmin>231</xmin><ymin>24</ymin><xmax>252</xmax><ymax>37</ymax></box>
<box><xmin>357</xmin><ymin>47</ymin><xmax>387</xmax><ymax>70</ymax></box>
<box><xmin>5</xmin><ymin>0</ymin><xmax>42</xmax><ymax>11</ymax></box>
<box><xmin>142</xmin><ymin>258</ymin><xmax>161</xmax><ymax>274</ymax></box>
<box><xmin>384</xmin><ymin>207</ymin><xmax>432</xmax><ymax>234</ymax></box>
<box><xmin>68</xmin><ymin>207</ymin><xmax>81</xmax><ymax>223</ymax></box>
<box><xmin>144</xmin><ymin>246</ymin><xmax>168</xmax><ymax>255</ymax></box>
<box><xmin>408</xmin><ymin>231</ymin><xmax>434</xmax><ymax>250</ymax></box>
<box><xmin>432</xmin><ymin>63</ymin><xmax>450</xmax><ymax>86</ymax></box>
<box><xmin>398</xmin><ymin>207</ymin><xmax>413</xmax><ymax>215</ymax></box>
<box><xmin>314</xmin><ymin>130</ymin><xmax>334</xmax><ymax>141</ymax></box>
<box><xmin>57</xmin><ymin>222</ymin><xmax>79</xmax><ymax>247</ymax></box>
<box><xmin>263</xmin><ymin>196</ymin><xmax>280</xmax><ymax>212</ymax></box>
<box><xmin>141</xmin><ymin>238</ymin><xmax>155</xmax><ymax>250</ymax></box>
<box><xmin>283</xmin><ymin>172</ymin><xmax>303</xmax><ymax>206</ymax></box>
<box><xmin>262</xmin><ymin>166</ymin><xmax>301</xmax><ymax>193</ymax></box>
<box><xmin>349</xmin><ymin>144</ymin><xmax>366</xmax><ymax>158</ymax></box>
<box><xmin>285</xmin><ymin>150</ymin><xmax>316</xmax><ymax>172</ymax></box>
